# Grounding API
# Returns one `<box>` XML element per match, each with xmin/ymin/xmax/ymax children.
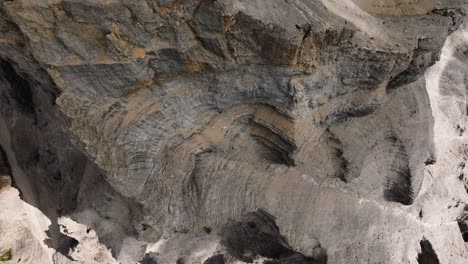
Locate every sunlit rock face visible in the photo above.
<box><xmin>350</xmin><ymin>0</ymin><xmax>438</xmax><ymax>16</ymax></box>
<box><xmin>0</xmin><ymin>0</ymin><xmax>467</xmax><ymax>263</ymax></box>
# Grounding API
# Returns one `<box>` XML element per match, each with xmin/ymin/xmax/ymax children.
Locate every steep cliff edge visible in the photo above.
<box><xmin>0</xmin><ymin>0</ymin><xmax>467</xmax><ymax>263</ymax></box>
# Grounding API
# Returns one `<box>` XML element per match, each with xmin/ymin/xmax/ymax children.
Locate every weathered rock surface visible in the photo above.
<box><xmin>0</xmin><ymin>0</ymin><xmax>467</xmax><ymax>263</ymax></box>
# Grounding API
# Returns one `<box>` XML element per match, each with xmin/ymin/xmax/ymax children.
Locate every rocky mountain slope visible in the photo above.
<box><xmin>0</xmin><ymin>0</ymin><xmax>467</xmax><ymax>263</ymax></box>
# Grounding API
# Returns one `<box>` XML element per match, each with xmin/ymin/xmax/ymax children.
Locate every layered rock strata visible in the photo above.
<box><xmin>0</xmin><ymin>0</ymin><xmax>467</xmax><ymax>263</ymax></box>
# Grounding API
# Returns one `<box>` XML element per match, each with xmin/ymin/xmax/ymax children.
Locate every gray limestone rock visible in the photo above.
<box><xmin>0</xmin><ymin>0</ymin><xmax>467</xmax><ymax>263</ymax></box>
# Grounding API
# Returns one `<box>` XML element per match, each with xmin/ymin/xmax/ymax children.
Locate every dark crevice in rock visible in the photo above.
<box><xmin>0</xmin><ymin>60</ymin><xmax>35</xmax><ymax>116</ymax></box>
<box><xmin>44</xmin><ymin>232</ymin><xmax>79</xmax><ymax>261</ymax></box>
<box><xmin>457</xmin><ymin>206</ymin><xmax>468</xmax><ymax>242</ymax></box>
<box><xmin>0</xmin><ymin>145</ymin><xmax>11</xmax><ymax>177</ymax></box>
<box><xmin>458</xmin><ymin>221</ymin><xmax>468</xmax><ymax>242</ymax></box>
<box><xmin>424</xmin><ymin>156</ymin><xmax>436</xmax><ymax>166</ymax></box>
<box><xmin>220</xmin><ymin>209</ymin><xmax>327</xmax><ymax>264</ymax></box>
<box><xmin>462</xmin><ymin>233</ymin><xmax>468</xmax><ymax>242</ymax></box>
<box><xmin>335</xmin><ymin>148</ymin><xmax>349</xmax><ymax>183</ymax></box>
<box><xmin>203</xmin><ymin>254</ymin><xmax>226</xmax><ymax>264</ymax></box>
<box><xmin>417</xmin><ymin>239</ymin><xmax>440</xmax><ymax>264</ymax></box>
<box><xmin>388</xmin><ymin>49</ymin><xmax>440</xmax><ymax>90</ymax></box>
<box><xmin>248</xmin><ymin>119</ymin><xmax>298</xmax><ymax>167</ymax></box>
<box><xmin>203</xmin><ymin>226</ymin><xmax>212</xmax><ymax>234</ymax></box>
<box><xmin>264</xmin><ymin>254</ymin><xmax>326</xmax><ymax>264</ymax></box>
<box><xmin>458</xmin><ymin>161</ymin><xmax>466</xmax><ymax>182</ymax></box>
<box><xmin>139</xmin><ymin>253</ymin><xmax>159</xmax><ymax>264</ymax></box>
<box><xmin>0</xmin><ymin>145</ymin><xmax>13</xmax><ymax>190</ymax></box>
<box><xmin>252</xmin><ymin>136</ymin><xmax>295</xmax><ymax>166</ymax></box>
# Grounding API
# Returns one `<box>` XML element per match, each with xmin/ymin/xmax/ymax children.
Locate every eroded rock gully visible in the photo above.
<box><xmin>0</xmin><ymin>0</ymin><xmax>467</xmax><ymax>263</ymax></box>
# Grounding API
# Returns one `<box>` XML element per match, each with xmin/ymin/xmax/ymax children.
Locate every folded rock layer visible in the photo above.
<box><xmin>0</xmin><ymin>0</ymin><xmax>467</xmax><ymax>263</ymax></box>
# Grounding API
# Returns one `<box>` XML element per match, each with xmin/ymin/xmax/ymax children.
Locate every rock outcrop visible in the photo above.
<box><xmin>0</xmin><ymin>0</ymin><xmax>467</xmax><ymax>263</ymax></box>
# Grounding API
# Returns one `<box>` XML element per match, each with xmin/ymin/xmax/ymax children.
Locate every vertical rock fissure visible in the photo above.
<box><xmin>417</xmin><ymin>239</ymin><xmax>440</xmax><ymax>264</ymax></box>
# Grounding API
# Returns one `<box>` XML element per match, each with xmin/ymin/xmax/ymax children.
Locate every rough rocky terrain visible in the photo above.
<box><xmin>0</xmin><ymin>0</ymin><xmax>467</xmax><ymax>263</ymax></box>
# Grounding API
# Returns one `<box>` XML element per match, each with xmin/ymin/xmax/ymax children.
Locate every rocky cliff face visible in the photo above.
<box><xmin>0</xmin><ymin>0</ymin><xmax>467</xmax><ymax>263</ymax></box>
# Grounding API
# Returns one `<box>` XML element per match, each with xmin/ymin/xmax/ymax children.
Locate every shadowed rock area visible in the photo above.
<box><xmin>417</xmin><ymin>239</ymin><xmax>440</xmax><ymax>264</ymax></box>
<box><xmin>220</xmin><ymin>210</ymin><xmax>327</xmax><ymax>264</ymax></box>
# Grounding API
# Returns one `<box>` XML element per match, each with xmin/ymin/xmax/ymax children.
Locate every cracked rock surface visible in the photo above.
<box><xmin>0</xmin><ymin>0</ymin><xmax>467</xmax><ymax>263</ymax></box>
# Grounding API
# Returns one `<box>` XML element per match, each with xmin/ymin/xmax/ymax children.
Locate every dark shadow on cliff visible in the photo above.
<box><xmin>417</xmin><ymin>239</ymin><xmax>440</xmax><ymax>264</ymax></box>
<box><xmin>0</xmin><ymin>58</ymin><xmax>142</xmax><ymax>260</ymax></box>
<box><xmin>0</xmin><ymin>58</ymin><xmax>80</xmax><ymax>259</ymax></box>
<box><xmin>220</xmin><ymin>209</ymin><xmax>327</xmax><ymax>264</ymax></box>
